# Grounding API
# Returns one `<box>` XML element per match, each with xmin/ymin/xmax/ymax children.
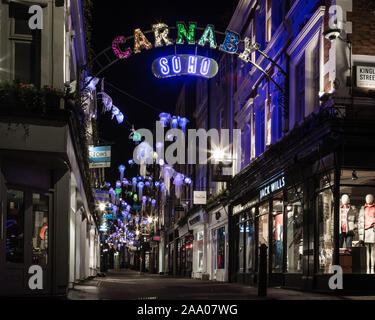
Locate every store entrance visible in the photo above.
<box><xmin>2</xmin><ymin>187</ymin><xmax>52</xmax><ymax>295</ymax></box>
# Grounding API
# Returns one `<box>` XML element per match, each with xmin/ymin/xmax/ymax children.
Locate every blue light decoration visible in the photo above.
<box><xmin>138</xmin><ymin>181</ymin><xmax>145</xmax><ymax>199</ymax></box>
<box><xmin>152</xmin><ymin>54</ymin><xmax>218</xmax><ymax>79</ymax></box>
<box><xmin>184</xmin><ymin>177</ymin><xmax>192</xmax><ymax>185</ymax></box>
<box><xmin>171</xmin><ymin>116</ymin><xmax>179</xmax><ymax>129</ymax></box>
<box><xmin>128</xmin><ymin>159</ymin><xmax>135</xmax><ymax>166</ymax></box>
<box><xmin>132</xmin><ymin>177</ymin><xmax>137</xmax><ymax>192</ymax></box>
<box><xmin>116</xmin><ymin>180</ymin><xmax>122</xmax><ymax>189</ymax></box>
<box><xmin>116</xmin><ymin>112</ymin><xmax>124</xmax><ymax>124</ymax></box>
<box><xmin>151</xmin><ymin>199</ymin><xmax>156</xmax><ymax>207</ymax></box>
<box><xmin>159</xmin><ymin>113</ymin><xmax>170</xmax><ymax>127</ymax></box>
<box><xmin>118</xmin><ymin>164</ymin><xmax>126</xmax><ymax>180</ymax></box>
<box><xmin>178</xmin><ymin>117</ymin><xmax>189</xmax><ymax>132</ymax></box>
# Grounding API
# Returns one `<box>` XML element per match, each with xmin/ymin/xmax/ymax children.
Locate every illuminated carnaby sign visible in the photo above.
<box><xmin>152</xmin><ymin>54</ymin><xmax>218</xmax><ymax>79</ymax></box>
<box><xmin>112</xmin><ymin>22</ymin><xmax>258</xmax><ymax>64</ymax></box>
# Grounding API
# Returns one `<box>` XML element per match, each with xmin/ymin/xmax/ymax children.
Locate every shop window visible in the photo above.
<box><xmin>239</xmin><ymin>218</ymin><xmax>245</xmax><ymax>272</ymax></box>
<box><xmin>6</xmin><ymin>190</ymin><xmax>24</xmax><ymax>263</ymax></box>
<box><xmin>197</xmin><ymin>231</ymin><xmax>204</xmax><ymax>271</ymax></box>
<box><xmin>272</xmin><ymin>200</ymin><xmax>283</xmax><ymax>273</ymax></box>
<box><xmin>217</xmin><ymin>226</ymin><xmax>225</xmax><ymax>269</ymax></box>
<box><xmin>340</xmin><ymin>170</ymin><xmax>375</xmax><ymax>274</ymax></box>
<box><xmin>317</xmin><ymin>188</ymin><xmax>334</xmax><ymax>274</ymax></box>
<box><xmin>258</xmin><ymin>203</ymin><xmax>269</xmax><ymax>249</ymax></box>
<box><xmin>246</xmin><ymin>211</ymin><xmax>256</xmax><ymax>272</ymax></box>
<box><xmin>286</xmin><ymin>201</ymin><xmax>303</xmax><ymax>273</ymax></box>
<box><xmin>266</xmin><ymin>0</ymin><xmax>272</xmax><ymax>42</ymax></box>
<box><xmin>32</xmin><ymin>193</ymin><xmax>49</xmax><ymax>265</ymax></box>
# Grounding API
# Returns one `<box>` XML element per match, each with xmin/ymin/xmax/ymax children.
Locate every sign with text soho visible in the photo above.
<box><xmin>89</xmin><ymin>146</ymin><xmax>111</xmax><ymax>168</ymax></box>
<box><xmin>259</xmin><ymin>173</ymin><xmax>286</xmax><ymax>200</ymax></box>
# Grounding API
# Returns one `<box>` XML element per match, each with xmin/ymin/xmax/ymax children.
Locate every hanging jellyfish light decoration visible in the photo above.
<box><xmin>159</xmin><ymin>112</ymin><xmax>171</xmax><ymax>127</ymax></box>
<box><xmin>118</xmin><ymin>164</ymin><xmax>126</xmax><ymax>181</ymax></box>
<box><xmin>154</xmin><ymin>181</ymin><xmax>160</xmax><ymax>189</ymax></box>
<box><xmin>98</xmin><ymin>92</ymin><xmax>113</xmax><ymax>112</ymax></box>
<box><xmin>137</xmin><ymin>181</ymin><xmax>145</xmax><ymax>200</ymax></box>
<box><xmin>116</xmin><ymin>180</ymin><xmax>122</xmax><ymax>189</ymax></box>
<box><xmin>116</xmin><ymin>112</ymin><xmax>124</xmax><ymax>124</ymax></box>
<box><xmin>171</xmin><ymin>116</ymin><xmax>179</xmax><ymax>129</ymax></box>
<box><xmin>184</xmin><ymin>177</ymin><xmax>192</xmax><ymax>185</ymax></box>
<box><xmin>122</xmin><ymin>178</ymin><xmax>129</xmax><ymax>187</ymax></box>
<box><xmin>132</xmin><ymin>177</ymin><xmax>137</xmax><ymax>193</ymax></box>
<box><xmin>128</xmin><ymin>159</ymin><xmax>135</xmax><ymax>166</ymax></box>
<box><xmin>142</xmin><ymin>196</ymin><xmax>147</xmax><ymax>210</ymax></box>
<box><xmin>111</xmin><ymin>106</ymin><xmax>120</xmax><ymax>119</ymax></box>
<box><xmin>135</xmin><ymin>141</ymin><xmax>153</xmax><ymax>177</ymax></box>
<box><xmin>162</xmin><ymin>165</ymin><xmax>174</xmax><ymax>196</ymax></box>
<box><xmin>145</xmin><ymin>181</ymin><xmax>151</xmax><ymax>189</ymax></box>
<box><xmin>151</xmin><ymin>199</ymin><xmax>156</xmax><ymax>207</ymax></box>
<box><xmin>178</xmin><ymin>117</ymin><xmax>189</xmax><ymax>132</ymax></box>
<box><xmin>109</xmin><ymin>188</ymin><xmax>116</xmax><ymax>204</ymax></box>
<box><xmin>173</xmin><ymin>173</ymin><xmax>185</xmax><ymax>199</ymax></box>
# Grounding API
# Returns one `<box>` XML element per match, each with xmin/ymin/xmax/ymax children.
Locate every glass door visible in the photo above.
<box><xmin>4</xmin><ymin>188</ymin><xmax>52</xmax><ymax>294</ymax></box>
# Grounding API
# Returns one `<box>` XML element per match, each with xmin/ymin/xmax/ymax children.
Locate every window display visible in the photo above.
<box><xmin>286</xmin><ymin>200</ymin><xmax>303</xmax><ymax>273</ymax></box>
<box><xmin>6</xmin><ymin>190</ymin><xmax>24</xmax><ymax>263</ymax></box>
<box><xmin>317</xmin><ymin>188</ymin><xmax>334</xmax><ymax>274</ymax></box>
<box><xmin>245</xmin><ymin>215</ymin><xmax>255</xmax><ymax>272</ymax></box>
<box><xmin>340</xmin><ymin>169</ymin><xmax>375</xmax><ymax>274</ymax></box>
<box><xmin>258</xmin><ymin>203</ymin><xmax>269</xmax><ymax>247</ymax></box>
<box><xmin>32</xmin><ymin>193</ymin><xmax>49</xmax><ymax>265</ymax></box>
<box><xmin>197</xmin><ymin>231</ymin><xmax>204</xmax><ymax>271</ymax></box>
<box><xmin>217</xmin><ymin>226</ymin><xmax>225</xmax><ymax>269</ymax></box>
<box><xmin>239</xmin><ymin>217</ymin><xmax>245</xmax><ymax>272</ymax></box>
<box><xmin>272</xmin><ymin>200</ymin><xmax>283</xmax><ymax>273</ymax></box>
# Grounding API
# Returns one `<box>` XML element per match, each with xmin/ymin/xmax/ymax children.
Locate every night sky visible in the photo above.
<box><xmin>91</xmin><ymin>1</ymin><xmax>238</xmax><ymax>182</ymax></box>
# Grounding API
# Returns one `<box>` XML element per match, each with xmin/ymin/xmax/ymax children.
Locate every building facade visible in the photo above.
<box><xmin>0</xmin><ymin>0</ymin><xmax>101</xmax><ymax>296</ymax></box>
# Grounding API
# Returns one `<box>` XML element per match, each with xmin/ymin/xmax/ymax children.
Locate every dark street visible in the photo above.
<box><xmin>68</xmin><ymin>269</ymin><xmax>375</xmax><ymax>300</ymax></box>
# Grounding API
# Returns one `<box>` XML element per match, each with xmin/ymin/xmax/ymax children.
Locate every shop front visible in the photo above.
<box><xmin>176</xmin><ymin>223</ymin><xmax>193</xmax><ymax>277</ymax></box>
<box><xmin>208</xmin><ymin>206</ymin><xmax>228</xmax><ymax>282</ymax></box>
<box><xmin>188</xmin><ymin>210</ymin><xmax>206</xmax><ymax>279</ymax></box>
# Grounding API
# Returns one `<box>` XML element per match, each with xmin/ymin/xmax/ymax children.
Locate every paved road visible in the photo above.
<box><xmin>67</xmin><ymin>269</ymin><xmax>375</xmax><ymax>300</ymax></box>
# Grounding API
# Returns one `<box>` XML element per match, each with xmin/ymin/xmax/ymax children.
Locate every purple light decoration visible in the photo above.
<box><xmin>148</xmin><ymin>197</ymin><xmax>152</xmax><ymax>202</ymax></box>
<box><xmin>109</xmin><ymin>188</ymin><xmax>116</xmax><ymax>204</ymax></box>
<box><xmin>145</xmin><ymin>181</ymin><xmax>150</xmax><ymax>188</ymax></box>
<box><xmin>121</xmin><ymin>200</ymin><xmax>126</xmax><ymax>207</ymax></box>
<box><xmin>138</xmin><ymin>181</ymin><xmax>145</xmax><ymax>199</ymax></box>
<box><xmin>160</xmin><ymin>182</ymin><xmax>165</xmax><ymax>194</ymax></box>
<box><xmin>132</xmin><ymin>177</ymin><xmax>137</xmax><ymax>192</ymax></box>
<box><xmin>171</xmin><ymin>116</ymin><xmax>179</xmax><ymax>128</ymax></box>
<box><xmin>99</xmin><ymin>92</ymin><xmax>113</xmax><ymax>112</ymax></box>
<box><xmin>142</xmin><ymin>196</ymin><xmax>147</xmax><ymax>208</ymax></box>
<box><xmin>116</xmin><ymin>112</ymin><xmax>124</xmax><ymax>124</ymax></box>
<box><xmin>126</xmin><ymin>205</ymin><xmax>131</xmax><ymax>212</ymax></box>
<box><xmin>116</xmin><ymin>180</ymin><xmax>122</xmax><ymax>189</ymax></box>
<box><xmin>122</xmin><ymin>178</ymin><xmax>129</xmax><ymax>186</ymax></box>
<box><xmin>118</xmin><ymin>164</ymin><xmax>126</xmax><ymax>180</ymax></box>
<box><xmin>155</xmin><ymin>181</ymin><xmax>160</xmax><ymax>188</ymax></box>
<box><xmin>112</xmin><ymin>205</ymin><xmax>118</xmax><ymax>214</ymax></box>
<box><xmin>106</xmin><ymin>182</ymin><xmax>111</xmax><ymax>187</ymax></box>
<box><xmin>159</xmin><ymin>113</ymin><xmax>171</xmax><ymax>127</ymax></box>
<box><xmin>151</xmin><ymin>199</ymin><xmax>156</xmax><ymax>207</ymax></box>
<box><xmin>128</xmin><ymin>159</ymin><xmax>135</xmax><ymax>166</ymax></box>
<box><xmin>112</xmin><ymin>106</ymin><xmax>120</xmax><ymax>119</ymax></box>
<box><xmin>184</xmin><ymin>177</ymin><xmax>192</xmax><ymax>185</ymax></box>
<box><xmin>173</xmin><ymin>173</ymin><xmax>185</xmax><ymax>199</ymax></box>
<box><xmin>85</xmin><ymin>77</ymin><xmax>99</xmax><ymax>92</ymax></box>
<box><xmin>178</xmin><ymin>117</ymin><xmax>189</xmax><ymax>132</ymax></box>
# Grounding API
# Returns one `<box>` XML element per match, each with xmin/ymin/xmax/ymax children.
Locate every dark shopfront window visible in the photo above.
<box><xmin>6</xmin><ymin>189</ymin><xmax>24</xmax><ymax>263</ymax></box>
<box><xmin>238</xmin><ymin>210</ymin><xmax>256</xmax><ymax>273</ymax></box>
<box><xmin>272</xmin><ymin>199</ymin><xmax>283</xmax><ymax>273</ymax></box>
<box><xmin>286</xmin><ymin>186</ymin><xmax>303</xmax><ymax>273</ymax></box>
<box><xmin>217</xmin><ymin>226</ymin><xmax>225</xmax><ymax>269</ymax></box>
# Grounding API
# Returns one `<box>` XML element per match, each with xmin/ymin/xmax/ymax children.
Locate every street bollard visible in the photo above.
<box><xmin>258</xmin><ymin>244</ymin><xmax>267</xmax><ymax>297</ymax></box>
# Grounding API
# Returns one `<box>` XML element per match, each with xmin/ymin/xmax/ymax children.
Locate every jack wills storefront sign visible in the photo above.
<box><xmin>259</xmin><ymin>175</ymin><xmax>286</xmax><ymax>200</ymax></box>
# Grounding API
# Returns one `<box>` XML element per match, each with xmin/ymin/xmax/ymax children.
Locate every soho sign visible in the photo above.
<box><xmin>152</xmin><ymin>54</ymin><xmax>218</xmax><ymax>79</ymax></box>
<box><xmin>259</xmin><ymin>176</ymin><xmax>286</xmax><ymax>200</ymax></box>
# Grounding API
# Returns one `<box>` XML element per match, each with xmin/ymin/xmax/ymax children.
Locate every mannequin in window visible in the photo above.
<box><xmin>359</xmin><ymin>194</ymin><xmax>375</xmax><ymax>274</ymax></box>
<box><xmin>339</xmin><ymin>194</ymin><xmax>358</xmax><ymax>248</ymax></box>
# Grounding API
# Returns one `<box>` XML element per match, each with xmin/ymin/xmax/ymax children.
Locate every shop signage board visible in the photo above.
<box><xmin>188</xmin><ymin>211</ymin><xmax>204</xmax><ymax>227</ymax></box>
<box><xmin>89</xmin><ymin>146</ymin><xmax>111</xmax><ymax>168</ymax></box>
<box><xmin>356</xmin><ymin>66</ymin><xmax>375</xmax><ymax>89</ymax></box>
<box><xmin>94</xmin><ymin>189</ymin><xmax>109</xmax><ymax>202</ymax></box>
<box><xmin>259</xmin><ymin>174</ymin><xmax>286</xmax><ymax>200</ymax></box>
<box><xmin>232</xmin><ymin>199</ymin><xmax>258</xmax><ymax>215</ymax></box>
<box><xmin>193</xmin><ymin>191</ymin><xmax>207</xmax><ymax>204</ymax></box>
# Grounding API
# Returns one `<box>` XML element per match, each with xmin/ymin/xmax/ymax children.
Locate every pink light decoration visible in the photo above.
<box><xmin>112</xmin><ymin>36</ymin><xmax>132</xmax><ymax>59</ymax></box>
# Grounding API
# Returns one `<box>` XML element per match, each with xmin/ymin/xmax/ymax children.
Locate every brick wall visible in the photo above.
<box><xmin>347</xmin><ymin>0</ymin><xmax>375</xmax><ymax>55</ymax></box>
